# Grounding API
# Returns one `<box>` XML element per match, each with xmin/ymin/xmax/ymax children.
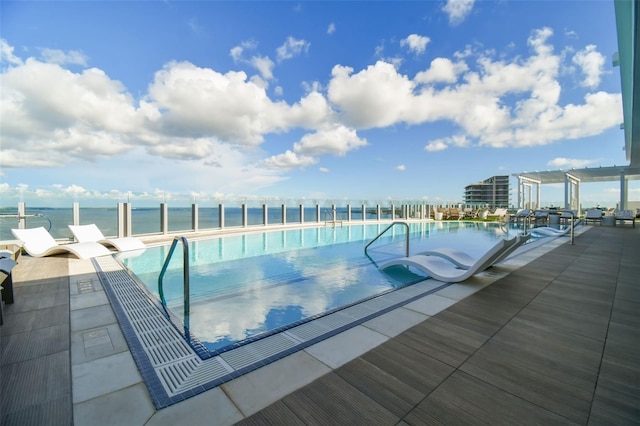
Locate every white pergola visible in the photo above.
<box><xmin>513</xmin><ymin>2</ymin><xmax>640</xmax><ymax>215</ymax></box>
<box><xmin>513</xmin><ymin>165</ymin><xmax>640</xmax><ymax>213</ymax></box>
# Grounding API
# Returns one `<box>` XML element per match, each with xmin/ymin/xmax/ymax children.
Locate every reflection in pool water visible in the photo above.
<box><xmin>119</xmin><ymin>221</ymin><xmax>531</xmax><ymax>355</ymax></box>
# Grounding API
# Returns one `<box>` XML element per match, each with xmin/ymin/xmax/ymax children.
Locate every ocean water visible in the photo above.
<box><xmin>0</xmin><ymin>206</ymin><xmax>397</xmax><ymax>241</ymax></box>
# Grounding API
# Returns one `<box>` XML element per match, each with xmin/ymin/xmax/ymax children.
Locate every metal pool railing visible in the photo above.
<box><xmin>364</xmin><ymin>221</ymin><xmax>410</xmax><ymax>258</ymax></box>
<box><xmin>158</xmin><ymin>236</ymin><xmax>191</xmax><ymax>331</ymax></box>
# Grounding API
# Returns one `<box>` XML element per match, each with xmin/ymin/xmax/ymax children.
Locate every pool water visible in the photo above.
<box><xmin>118</xmin><ymin>221</ymin><xmax>531</xmax><ymax>355</ymax></box>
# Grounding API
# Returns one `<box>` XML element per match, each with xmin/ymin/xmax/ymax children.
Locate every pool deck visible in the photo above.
<box><xmin>1</xmin><ymin>224</ymin><xmax>639</xmax><ymax>425</ymax></box>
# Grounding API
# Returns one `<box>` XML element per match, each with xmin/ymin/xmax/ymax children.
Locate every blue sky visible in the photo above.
<box><xmin>0</xmin><ymin>0</ymin><xmax>634</xmax><ymax>208</ymax></box>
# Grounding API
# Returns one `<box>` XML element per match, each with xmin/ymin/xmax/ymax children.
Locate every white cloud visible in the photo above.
<box><xmin>400</xmin><ymin>34</ymin><xmax>430</xmax><ymax>55</ymax></box>
<box><xmin>415</xmin><ymin>58</ymin><xmax>468</xmax><ymax>84</ymax></box>
<box><xmin>276</xmin><ymin>37</ymin><xmax>310</xmax><ymax>61</ymax></box>
<box><xmin>145</xmin><ymin>61</ymin><xmax>289</xmax><ymax>145</ymax></box>
<box><xmin>374</xmin><ymin>43</ymin><xmax>384</xmax><ymax>58</ymax></box>
<box><xmin>396</xmin><ymin>164</ymin><xmax>406</xmax><ymax>171</ymax></box>
<box><xmin>425</xmin><ymin>135</ymin><xmax>469</xmax><ymax>152</ymax></box>
<box><xmin>1</xmin><ymin>39</ymin><xmax>24</xmax><ymax>65</ymax></box>
<box><xmin>327</xmin><ymin>23</ymin><xmax>336</xmax><ymax>35</ymax></box>
<box><xmin>40</xmin><ymin>48</ymin><xmax>88</xmax><ymax>66</ymax></box>
<box><xmin>443</xmin><ymin>0</ymin><xmax>475</xmax><ymax>25</ymax></box>
<box><xmin>328</xmin><ymin>27</ymin><xmax>621</xmax><ymax>148</ymax></box>
<box><xmin>293</xmin><ymin>126</ymin><xmax>367</xmax><ymax>157</ymax></box>
<box><xmin>328</xmin><ymin>61</ymin><xmax>416</xmax><ymax>128</ymax></box>
<box><xmin>547</xmin><ymin>157</ymin><xmax>595</xmax><ymax>169</ymax></box>
<box><xmin>230</xmin><ymin>46</ymin><xmax>244</xmax><ymax>62</ymax></box>
<box><xmin>0</xmin><ymin>29</ymin><xmax>624</xmax><ymax>194</ymax></box>
<box><xmin>251</xmin><ymin>55</ymin><xmax>275</xmax><ymax>80</ymax></box>
<box><xmin>263</xmin><ymin>150</ymin><xmax>318</xmax><ymax>170</ymax></box>
<box><xmin>0</xmin><ymin>46</ymin><xmax>335</xmax><ymax>172</ymax></box>
<box><xmin>319</xmin><ymin>167</ymin><xmax>329</xmax><ymax>173</ymax></box>
<box><xmin>1</xmin><ymin>59</ymin><xmax>140</xmax><ymax>167</ymax></box>
<box><xmin>572</xmin><ymin>44</ymin><xmax>605</xmax><ymax>89</ymax></box>
<box><xmin>188</xmin><ymin>17</ymin><xmax>203</xmax><ymax>34</ymax></box>
<box><xmin>424</xmin><ymin>139</ymin><xmax>447</xmax><ymax>152</ymax></box>
<box><xmin>230</xmin><ymin>40</ymin><xmax>258</xmax><ymax>62</ymax></box>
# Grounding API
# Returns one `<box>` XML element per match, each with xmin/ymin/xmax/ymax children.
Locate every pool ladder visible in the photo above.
<box><xmin>158</xmin><ymin>236</ymin><xmax>191</xmax><ymax>331</ymax></box>
<box><xmin>364</xmin><ymin>221</ymin><xmax>410</xmax><ymax>258</ymax></box>
<box><xmin>323</xmin><ymin>207</ymin><xmax>344</xmax><ymax>227</ymax></box>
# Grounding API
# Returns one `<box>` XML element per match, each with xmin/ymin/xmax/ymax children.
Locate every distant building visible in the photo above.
<box><xmin>464</xmin><ymin>175</ymin><xmax>510</xmax><ymax>209</ymax></box>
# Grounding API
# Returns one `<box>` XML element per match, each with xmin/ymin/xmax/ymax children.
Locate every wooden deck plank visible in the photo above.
<box><xmin>458</xmin><ymin>341</ymin><xmax>595</xmax><ymax>423</ymax></box>
<box><xmin>234</xmin><ymin>400</ymin><xmax>305</xmax><ymax>426</ymax></box>
<box><xmin>334</xmin><ymin>357</ymin><xmax>424</xmax><ymax>418</ymax></box>
<box><xmin>529</xmin><ymin>286</ymin><xmax>615</xmax><ymax>319</ymax></box>
<box><xmin>590</xmin><ymin>375</ymin><xmax>640</xmax><ymax>424</ymax></box>
<box><xmin>435</xmin><ymin>290</ymin><xmax>531</xmax><ymax>328</ymax></box>
<box><xmin>474</xmin><ymin>319</ymin><xmax>604</xmax><ymax>382</ymax></box>
<box><xmin>515</xmin><ymin>300</ymin><xmax>610</xmax><ymax>341</ymax></box>
<box><xmin>611</xmin><ymin>299</ymin><xmax>640</xmax><ymax>327</ymax></box>
<box><xmin>405</xmin><ymin>371</ymin><xmax>578</xmax><ymax>426</ymax></box>
<box><xmin>359</xmin><ymin>339</ymin><xmax>454</xmax><ymax>394</ymax></box>
<box><xmin>393</xmin><ymin>317</ymin><xmax>489</xmax><ymax>368</ymax></box>
<box><xmin>278</xmin><ymin>373</ymin><xmax>399</xmax><ymax>425</ymax></box>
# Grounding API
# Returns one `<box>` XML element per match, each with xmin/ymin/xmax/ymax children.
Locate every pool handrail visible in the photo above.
<box><xmin>364</xmin><ymin>221</ymin><xmax>410</xmax><ymax>258</ymax></box>
<box><xmin>158</xmin><ymin>236</ymin><xmax>191</xmax><ymax>331</ymax></box>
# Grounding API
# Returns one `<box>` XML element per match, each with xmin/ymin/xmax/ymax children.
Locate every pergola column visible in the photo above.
<box><xmin>564</xmin><ymin>173</ymin><xmax>580</xmax><ymax>213</ymax></box>
<box><xmin>620</xmin><ymin>171</ymin><xmax>627</xmax><ymax>210</ymax></box>
<box><xmin>518</xmin><ymin>176</ymin><xmax>540</xmax><ymax>209</ymax></box>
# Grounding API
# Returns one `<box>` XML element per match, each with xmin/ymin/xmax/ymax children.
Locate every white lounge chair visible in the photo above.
<box><xmin>486</xmin><ymin>208</ymin><xmax>508</xmax><ymax>220</ymax></box>
<box><xmin>415</xmin><ymin>233</ymin><xmax>531</xmax><ymax>269</ymax></box>
<box><xmin>584</xmin><ymin>209</ymin><xmax>603</xmax><ymax>225</ymax></box>
<box><xmin>559</xmin><ymin>210</ymin><xmax>578</xmax><ymax>224</ymax></box>
<box><xmin>11</xmin><ymin>227</ymin><xmax>111</xmax><ymax>259</ymax></box>
<box><xmin>68</xmin><ymin>224</ymin><xmax>146</xmax><ymax>252</ymax></box>
<box><xmin>614</xmin><ymin>210</ymin><xmax>635</xmax><ymax>227</ymax></box>
<box><xmin>533</xmin><ymin>210</ymin><xmax>549</xmax><ymax>223</ymax></box>
<box><xmin>379</xmin><ymin>235</ymin><xmax>524</xmax><ymax>283</ymax></box>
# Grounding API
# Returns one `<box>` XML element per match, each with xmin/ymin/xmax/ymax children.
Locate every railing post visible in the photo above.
<box><xmin>347</xmin><ymin>204</ymin><xmax>352</xmax><ymax>222</ymax></box>
<box><xmin>242</xmin><ymin>204</ymin><xmax>247</xmax><ymax>228</ymax></box>
<box><xmin>376</xmin><ymin>205</ymin><xmax>381</xmax><ymax>221</ymax></box>
<box><xmin>362</xmin><ymin>204</ymin><xmax>366</xmax><ymax>221</ymax></box>
<box><xmin>219</xmin><ymin>204</ymin><xmax>225</xmax><ymax>229</ymax></box>
<box><xmin>73</xmin><ymin>202</ymin><xmax>80</xmax><ymax>226</ymax></box>
<box><xmin>299</xmin><ymin>204</ymin><xmax>304</xmax><ymax>223</ymax></box>
<box><xmin>281</xmin><ymin>204</ymin><xmax>286</xmax><ymax>224</ymax></box>
<box><xmin>316</xmin><ymin>204</ymin><xmax>320</xmax><ymax>223</ymax></box>
<box><xmin>18</xmin><ymin>202</ymin><xmax>26</xmax><ymax>229</ymax></box>
<box><xmin>117</xmin><ymin>203</ymin><xmax>125</xmax><ymax>238</ymax></box>
<box><xmin>160</xmin><ymin>203</ymin><xmax>168</xmax><ymax>235</ymax></box>
<box><xmin>570</xmin><ymin>212</ymin><xmax>575</xmax><ymax>245</ymax></box>
<box><xmin>125</xmin><ymin>203</ymin><xmax>132</xmax><ymax>237</ymax></box>
<box><xmin>192</xmin><ymin>203</ymin><xmax>198</xmax><ymax>232</ymax></box>
<box><xmin>263</xmin><ymin>203</ymin><xmax>268</xmax><ymax>226</ymax></box>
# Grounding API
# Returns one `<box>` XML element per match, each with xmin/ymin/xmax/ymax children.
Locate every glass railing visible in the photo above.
<box><xmin>0</xmin><ymin>199</ymin><xmax>434</xmax><ymax>241</ymax></box>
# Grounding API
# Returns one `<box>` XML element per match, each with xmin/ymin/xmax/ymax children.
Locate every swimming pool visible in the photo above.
<box><xmin>117</xmin><ymin>221</ymin><xmax>531</xmax><ymax>358</ymax></box>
